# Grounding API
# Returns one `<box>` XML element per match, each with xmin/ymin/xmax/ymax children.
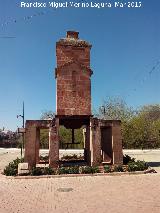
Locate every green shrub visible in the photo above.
<box><xmin>114</xmin><ymin>165</ymin><xmax>124</xmax><ymax>172</ymax></box>
<box><xmin>40</xmin><ymin>155</ymin><xmax>49</xmax><ymax>161</ymax></box>
<box><xmin>61</xmin><ymin>154</ymin><xmax>83</xmax><ymax>161</ymax></box>
<box><xmin>68</xmin><ymin>166</ymin><xmax>79</xmax><ymax>174</ymax></box>
<box><xmin>128</xmin><ymin>160</ymin><xmax>148</xmax><ymax>172</ymax></box>
<box><xmin>138</xmin><ymin>161</ymin><xmax>148</xmax><ymax>170</ymax></box>
<box><xmin>80</xmin><ymin>166</ymin><xmax>91</xmax><ymax>174</ymax></box>
<box><xmin>80</xmin><ymin>166</ymin><xmax>100</xmax><ymax>174</ymax></box>
<box><xmin>30</xmin><ymin>167</ymin><xmax>55</xmax><ymax>176</ymax></box>
<box><xmin>61</xmin><ymin>154</ymin><xmax>78</xmax><ymax>160</ymax></box>
<box><xmin>91</xmin><ymin>166</ymin><xmax>100</xmax><ymax>173</ymax></box>
<box><xmin>104</xmin><ymin>165</ymin><xmax>111</xmax><ymax>173</ymax></box>
<box><xmin>123</xmin><ymin>155</ymin><xmax>135</xmax><ymax>165</ymax></box>
<box><xmin>43</xmin><ymin>167</ymin><xmax>55</xmax><ymax>175</ymax></box>
<box><xmin>57</xmin><ymin>167</ymin><xmax>67</xmax><ymax>174</ymax></box>
<box><xmin>128</xmin><ymin>162</ymin><xmax>138</xmax><ymax>172</ymax></box>
<box><xmin>3</xmin><ymin>157</ymin><xmax>24</xmax><ymax>176</ymax></box>
<box><xmin>136</xmin><ymin>160</ymin><xmax>148</xmax><ymax>171</ymax></box>
<box><xmin>4</xmin><ymin>166</ymin><xmax>17</xmax><ymax>176</ymax></box>
<box><xmin>30</xmin><ymin>167</ymin><xmax>43</xmax><ymax>176</ymax></box>
<box><xmin>58</xmin><ymin>166</ymin><xmax>79</xmax><ymax>175</ymax></box>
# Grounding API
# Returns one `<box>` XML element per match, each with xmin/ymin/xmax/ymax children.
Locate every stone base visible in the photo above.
<box><xmin>18</xmin><ymin>163</ymin><xmax>29</xmax><ymax>175</ymax></box>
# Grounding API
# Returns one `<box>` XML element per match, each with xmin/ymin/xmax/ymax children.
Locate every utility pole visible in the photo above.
<box><xmin>22</xmin><ymin>101</ymin><xmax>24</xmax><ymax>151</ymax></box>
<box><xmin>17</xmin><ymin>101</ymin><xmax>25</xmax><ymax>158</ymax></box>
<box><xmin>101</xmin><ymin>105</ymin><xmax>106</xmax><ymax>119</ymax></box>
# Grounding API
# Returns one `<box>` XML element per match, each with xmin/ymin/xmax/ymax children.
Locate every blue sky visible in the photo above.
<box><xmin>0</xmin><ymin>0</ymin><xmax>160</xmax><ymax>130</ymax></box>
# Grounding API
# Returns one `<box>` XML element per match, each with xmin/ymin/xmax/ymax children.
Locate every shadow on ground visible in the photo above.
<box><xmin>147</xmin><ymin>162</ymin><xmax>160</xmax><ymax>167</ymax></box>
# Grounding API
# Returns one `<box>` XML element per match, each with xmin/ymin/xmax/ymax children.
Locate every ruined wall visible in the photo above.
<box><xmin>89</xmin><ymin>119</ymin><xmax>123</xmax><ymax>166</ymax></box>
<box><xmin>56</xmin><ymin>45</ymin><xmax>91</xmax><ymax>68</ymax></box>
<box><xmin>56</xmin><ymin>63</ymin><xmax>91</xmax><ymax>115</ymax></box>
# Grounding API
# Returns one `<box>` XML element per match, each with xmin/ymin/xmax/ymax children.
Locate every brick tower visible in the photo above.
<box><xmin>24</xmin><ymin>31</ymin><xmax>123</xmax><ymax>170</ymax></box>
<box><xmin>55</xmin><ymin>31</ymin><xmax>92</xmax><ymax>118</ymax></box>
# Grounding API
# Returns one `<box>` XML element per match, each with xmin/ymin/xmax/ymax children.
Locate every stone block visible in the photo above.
<box><xmin>49</xmin><ymin>119</ymin><xmax>59</xmax><ymax>168</ymax></box>
<box><xmin>18</xmin><ymin>163</ymin><xmax>29</xmax><ymax>175</ymax></box>
<box><xmin>90</xmin><ymin>118</ymin><xmax>101</xmax><ymax>166</ymax></box>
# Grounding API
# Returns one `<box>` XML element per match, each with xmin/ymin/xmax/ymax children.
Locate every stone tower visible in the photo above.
<box><xmin>55</xmin><ymin>31</ymin><xmax>92</xmax><ymax>117</ymax></box>
<box><xmin>24</xmin><ymin>31</ymin><xmax>123</xmax><ymax>170</ymax></box>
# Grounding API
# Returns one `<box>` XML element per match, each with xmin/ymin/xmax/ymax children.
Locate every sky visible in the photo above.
<box><xmin>0</xmin><ymin>0</ymin><xmax>160</xmax><ymax>131</ymax></box>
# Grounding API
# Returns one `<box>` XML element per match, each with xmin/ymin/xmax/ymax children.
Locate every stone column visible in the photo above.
<box><xmin>112</xmin><ymin>121</ymin><xmax>123</xmax><ymax>165</ymax></box>
<box><xmin>25</xmin><ymin>126</ymin><xmax>37</xmax><ymax>169</ymax></box>
<box><xmin>35</xmin><ymin>128</ymin><xmax>40</xmax><ymax>164</ymax></box>
<box><xmin>90</xmin><ymin>118</ymin><xmax>101</xmax><ymax>166</ymax></box>
<box><xmin>49</xmin><ymin>118</ymin><xmax>59</xmax><ymax>168</ymax></box>
<box><xmin>84</xmin><ymin>126</ymin><xmax>90</xmax><ymax>164</ymax></box>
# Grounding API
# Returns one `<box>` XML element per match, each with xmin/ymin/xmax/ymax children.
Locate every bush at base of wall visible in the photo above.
<box><xmin>3</xmin><ymin>158</ymin><xmax>24</xmax><ymax>176</ymax></box>
<box><xmin>3</xmin><ymin>159</ymin><xmax>149</xmax><ymax>176</ymax></box>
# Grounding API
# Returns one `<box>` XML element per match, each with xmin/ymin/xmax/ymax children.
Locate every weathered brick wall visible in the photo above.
<box><xmin>55</xmin><ymin>31</ymin><xmax>92</xmax><ymax>116</ymax></box>
<box><xmin>56</xmin><ymin>63</ymin><xmax>91</xmax><ymax>115</ymax></box>
<box><xmin>24</xmin><ymin>120</ymin><xmax>51</xmax><ymax>169</ymax></box>
<box><xmin>49</xmin><ymin>118</ymin><xmax>59</xmax><ymax>168</ymax></box>
<box><xmin>100</xmin><ymin>120</ymin><xmax>123</xmax><ymax>165</ymax></box>
<box><xmin>112</xmin><ymin>121</ymin><xmax>123</xmax><ymax>165</ymax></box>
<box><xmin>90</xmin><ymin>118</ymin><xmax>102</xmax><ymax>166</ymax></box>
<box><xmin>56</xmin><ymin>46</ymin><xmax>91</xmax><ymax>68</ymax></box>
<box><xmin>24</xmin><ymin>126</ymin><xmax>40</xmax><ymax>169</ymax></box>
<box><xmin>89</xmin><ymin>119</ymin><xmax>123</xmax><ymax>166</ymax></box>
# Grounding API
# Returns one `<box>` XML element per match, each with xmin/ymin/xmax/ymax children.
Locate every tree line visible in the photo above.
<box><xmin>40</xmin><ymin>98</ymin><xmax>160</xmax><ymax>149</ymax></box>
<box><xmin>98</xmin><ymin>98</ymin><xmax>160</xmax><ymax>149</ymax></box>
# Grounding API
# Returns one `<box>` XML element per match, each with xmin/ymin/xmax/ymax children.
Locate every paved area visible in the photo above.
<box><xmin>1</xmin><ymin>148</ymin><xmax>160</xmax><ymax>213</ymax></box>
<box><xmin>1</xmin><ymin>173</ymin><xmax>160</xmax><ymax>212</ymax></box>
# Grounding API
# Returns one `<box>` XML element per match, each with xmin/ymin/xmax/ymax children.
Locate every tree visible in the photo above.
<box><xmin>40</xmin><ymin>110</ymin><xmax>55</xmax><ymax>120</ymax></box>
<box><xmin>39</xmin><ymin>111</ymin><xmax>83</xmax><ymax>149</ymax></box>
<box><xmin>98</xmin><ymin>97</ymin><xmax>135</xmax><ymax>122</ymax></box>
<box><xmin>123</xmin><ymin>114</ymin><xmax>153</xmax><ymax>148</ymax></box>
<box><xmin>122</xmin><ymin>104</ymin><xmax>160</xmax><ymax>148</ymax></box>
<box><xmin>40</xmin><ymin>110</ymin><xmax>54</xmax><ymax>148</ymax></box>
<box><xmin>98</xmin><ymin>97</ymin><xmax>135</xmax><ymax>148</ymax></box>
<box><xmin>59</xmin><ymin>127</ymin><xmax>83</xmax><ymax>149</ymax></box>
<box><xmin>40</xmin><ymin>129</ymin><xmax>49</xmax><ymax>149</ymax></box>
<box><xmin>139</xmin><ymin>104</ymin><xmax>160</xmax><ymax>121</ymax></box>
<box><xmin>39</xmin><ymin>102</ymin><xmax>160</xmax><ymax>149</ymax></box>
<box><xmin>98</xmin><ymin>97</ymin><xmax>160</xmax><ymax>149</ymax></box>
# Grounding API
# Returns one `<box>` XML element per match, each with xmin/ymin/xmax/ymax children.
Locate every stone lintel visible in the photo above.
<box><xmin>25</xmin><ymin>120</ymin><xmax>52</xmax><ymax>129</ymax></box>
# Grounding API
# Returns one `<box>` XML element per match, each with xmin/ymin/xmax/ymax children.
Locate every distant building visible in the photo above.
<box><xmin>0</xmin><ymin>129</ymin><xmax>19</xmax><ymax>148</ymax></box>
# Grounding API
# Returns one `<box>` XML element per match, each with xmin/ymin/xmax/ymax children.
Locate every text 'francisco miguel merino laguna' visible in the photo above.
<box><xmin>20</xmin><ymin>2</ymin><xmax>142</xmax><ymax>8</ymax></box>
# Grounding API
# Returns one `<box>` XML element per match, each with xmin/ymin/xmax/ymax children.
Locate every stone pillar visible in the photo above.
<box><xmin>112</xmin><ymin>121</ymin><xmax>123</xmax><ymax>165</ymax></box>
<box><xmin>35</xmin><ymin>128</ymin><xmax>40</xmax><ymax>164</ymax></box>
<box><xmin>90</xmin><ymin>118</ymin><xmax>101</xmax><ymax>166</ymax></box>
<box><xmin>101</xmin><ymin>126</ymin><xmax>112</xmax><ymax>163</ymax></box>
<box><xmin>49</xmin><ymin>118</ymin><xmax>59</xmax><ymax>168</ymax></box>
<box><xmin>84</xmin><ymin>126</ymin><xmax>90</xmax><ymax>164</ymax></box>
<box><xmin>25</xmin><ymin>126</ymin><xmax>38</xmax><ymax>169</ymax></box>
